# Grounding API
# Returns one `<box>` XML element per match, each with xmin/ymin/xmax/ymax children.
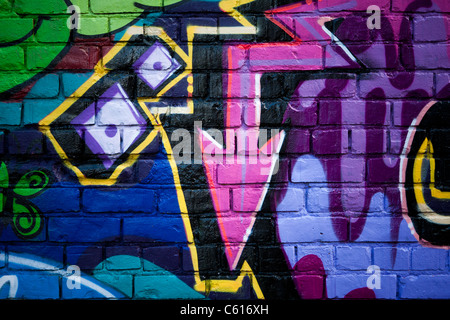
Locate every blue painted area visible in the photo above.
<box><xmin>92</xmin><ymin>255</ymin><xmax>204</xmax><ymax>299</ymax></box>
<box><xmin>277</xmin><ymin>155</ymin><xmax>450</xmax><ymax>299</ymax></box>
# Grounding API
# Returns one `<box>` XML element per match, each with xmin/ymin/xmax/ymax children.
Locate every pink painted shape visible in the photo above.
<box><xmin>198</xmin><ymin>128</ymin><xmax>284</xmax><ymax>270</ymax></box>
<box><xmin>201</xmin><ymin>1</ymin><xmax>363</xmax><ymax>271</ymax></box>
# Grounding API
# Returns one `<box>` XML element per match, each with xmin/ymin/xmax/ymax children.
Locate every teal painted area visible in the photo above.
<box><xmin>61</xmin><ymin>72</ymin><xmax>94</xmax><ymax>97</ymax></box>
<box><xmin>0</xmin><ymin>102</ymin><xmax>22</xmax><ymax>125</ymax></box>
<box><xmin>93</xmin><ymin>255</ymin><xmax>204</xmax><ymax>299</ymax></box>
<box><xmin>21</xmin><ymin>71</ymin><xmax>93</xmax><ymax>125</ymax></box>
<box><xmin>27</xmin><ymin>74</ymin><xmax>59</xmax><ymax>98</ymax></box>
<box><xmin>23</xmin><ymin>98</ymin><xmax>65</xmax><ymax>125</ymax></box>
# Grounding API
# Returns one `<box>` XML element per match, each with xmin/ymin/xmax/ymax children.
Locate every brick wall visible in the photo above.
<box><xmin>0</xmin><ymin>0</ymin><xmax>448</xmax><ymax>300</ymax></box>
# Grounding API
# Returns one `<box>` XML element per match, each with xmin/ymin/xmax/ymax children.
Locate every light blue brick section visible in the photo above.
<box><xmin>400</xmin><ymin>275</ymin><xmax>450</xmax><ymax>299</ymax></box>
<box><xmin>307</xmin><ymin>187</ymin><xmax>332</xmax><ymax>214</ymax></box>
<box><xmin>374</xmin><ymin>246</ymin><xmax>411</xmax><ymax>270</ymax></box>
<box><xmin>277</xmin><ymin>216</ymin><xmax>347</xmax><ymax>243</ymax></box>
<box><xmin>326</xmin><ymin>274</ymin><xmax>397</xmax><ymax>299</ymax></box>
<box><xmin>411</xmin><ymin>247</ymin><xmax>448</xmax><ymax>271</ymax></box>
<box><xmin>276</xmin><ymin>187</ymin><xmax>305</xmax><ymax>212</ymax></box>
<box><xmin>336</xmin><ymin>246</ymin><xmax>371</xmax><ymax>270</ymax></box>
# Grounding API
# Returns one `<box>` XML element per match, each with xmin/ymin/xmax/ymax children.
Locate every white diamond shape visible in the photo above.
<box><xmin>133</xmin><ymin>41</ymin><xmax>181</xmax><ymax>90</ymax></box>
<box><xmin>71</xmin><ymin>83</ymin><xmax>147</xmax><ymax>169</ymax></box>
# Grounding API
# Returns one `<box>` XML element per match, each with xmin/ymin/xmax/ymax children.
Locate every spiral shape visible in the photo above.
<box><xmin>14</xmin><ymin>170</ymin><xmax>49</xmax><ymax>197</ymax></box>
<box><xmin>12</xmin><ymin>199</ymin><xmax>43</xmax><ymax>239</ymax></box>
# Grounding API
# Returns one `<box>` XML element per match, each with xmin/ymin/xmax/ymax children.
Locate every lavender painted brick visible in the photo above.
<box><xmin>413</xmin><ymin>16</ymin><xmax>448</xmax><ymax>42</ymax></box>
<box><xmin>389</xmin><ymin>129</ymin><xmax>407</xmax><ymax>154</ymax></box>
<box><xmin>326</xmin><ymin>274</ymin><xmax>397</xmax><ymax>299</ymax></box>
<box><xmin>277</xmin><ymin>216</ymin><xmax>348</xmax><ymax>242</ymax></box>
<box><xmin>319</xmin><ymin>100</ymin><xmax>369</xmax><ymax>125</ymax></box>
<box><xmin>400</xmin><ymin>276</ymin><xmax>450</xmax><ymax>299</ymax></box>
<box><xmin>294</xmin><ymin>77</ymin><xmax>356</xmax><ymax>98</ymax></box>
<box><xmin>276</xmin><ymin>187</ymin><xmax>305</xmax><ymax>212</ymax></box>
<box><xmin>336</xmin><ymin>246</ymin><xmax>371</xmax><ymax>270</ymax></box>
<box><xmin>359</xmin><ymin>72</ymin><xmax>433</xmax><ymax>98</ymax></box>
<box><xmin>374</xmin><ymin>247</ymin><xmax>411</xmax><ymax>270</ymax></box>
<box><xmin>403</xmin><ymin>44</ymin><xmax>450</xmax><ymax>69</ymax></box>
<box><xmin>306</xmin><ymin>188</ymin><xmax>331</xmax><ymax>213</ymax></box>
<box><xmin>353</xmin><ymin>217</ymin><xmax>404</xmax><ymax>242</ymax></box>
<box><xmin>436</xmin><ymin>73</ymin><xmax>450</xmax><ymax>99</ymax></box>
<box><xmin>411</xmin><ymin>247</ymin><xmax>447</xmax><ymax>270</ymax></box>
<box><xmin>291</xmin><ymin>154</ymin><xmax>327</xmax><ymax>183</ymax></box>
<box><xmin>338</xmin><ymin>157</ymin><xmax>366</xmax><ymax>182</ymax></box>
<box><xmin>341</xmin><ymin>188</ymin><xmax>370</xmax><ymax>212</ymax></box>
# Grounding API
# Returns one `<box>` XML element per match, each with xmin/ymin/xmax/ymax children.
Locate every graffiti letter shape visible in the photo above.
<box><xmin>0</xmin><ymin>275</ymin><xmax>18</xmax><ymax>298</ymax></box>
<box><xmin>198</xmin><ymin>1</ymin><xmax>360</xmax><ymax>271</ymax></box>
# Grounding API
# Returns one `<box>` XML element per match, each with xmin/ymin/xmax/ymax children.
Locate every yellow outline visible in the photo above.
<box><xmin>413</xmin><ymin>138</ymin><xmax>450</xmax><ymax>225</ymax></box>
<box><xmin>39</xmin><ymin>0</ymin><xmax>265</xmax><ymax>298</ymax></box>
<box><xmin>219</xmin><ymin>0</ymin><xmax>256</xmax><ymax>28</ymax></box>
<box><xmin>38</xmin><ymin>26</ymin><xmax>192</xmax><ymax>186</ymax></box>
<box><xmin>155</xmin><ymin>116</ymin><xmax>264</xmax><ymax>299</ymax></box>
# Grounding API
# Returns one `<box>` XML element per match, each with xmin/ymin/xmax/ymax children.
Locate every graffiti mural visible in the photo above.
<box><xmin>0</xmin><ymin>0</ymin><xmax>449</xmax><ymax>300</ymax></box>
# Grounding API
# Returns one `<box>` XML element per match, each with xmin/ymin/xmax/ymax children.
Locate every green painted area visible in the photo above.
<box><xmin>0</xmin><ymin>0</ymin><xmax>185</xmax><ymax>93</ymax></box>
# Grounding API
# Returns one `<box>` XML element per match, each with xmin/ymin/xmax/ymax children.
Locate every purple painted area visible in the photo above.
<box><xmin>275</xmin><ymin>1</ymin><xmax>449</xmax><ymax>300</ymax></box>
<box><xmin>133</xmin><ymin>41</ymin><xmax>181</xmax><ymax>90</ymax></box>
<box><xmin>343</xmin><ymin>287</ymin><xmax>376</xmax><ymax>299</ymax></box>
<box><xmin>71</xmin><ymin>83</ymin><xmax>146</xmax><ymax>169</ymax></box>
<box><xmin>293</xmin><ymin>255</ymin><xmax>327</xmax><ymax>299</ymax></box>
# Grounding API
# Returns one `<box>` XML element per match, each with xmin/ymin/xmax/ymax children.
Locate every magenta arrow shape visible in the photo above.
<box><xmin>198</xmin><ymin>1</ymin><xmax>360</xmax><ymax>271</ymax></box>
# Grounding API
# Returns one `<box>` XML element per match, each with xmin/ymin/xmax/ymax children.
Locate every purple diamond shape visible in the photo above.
<box><xmin>71</xmin><ymin>83</ymin><xmax>147</xmax><ymax>169</ymax></box>
<box><xmin>133</xmin><ymin>41</ymin><xmax>181</xmax><ymax>90</ymax></box>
